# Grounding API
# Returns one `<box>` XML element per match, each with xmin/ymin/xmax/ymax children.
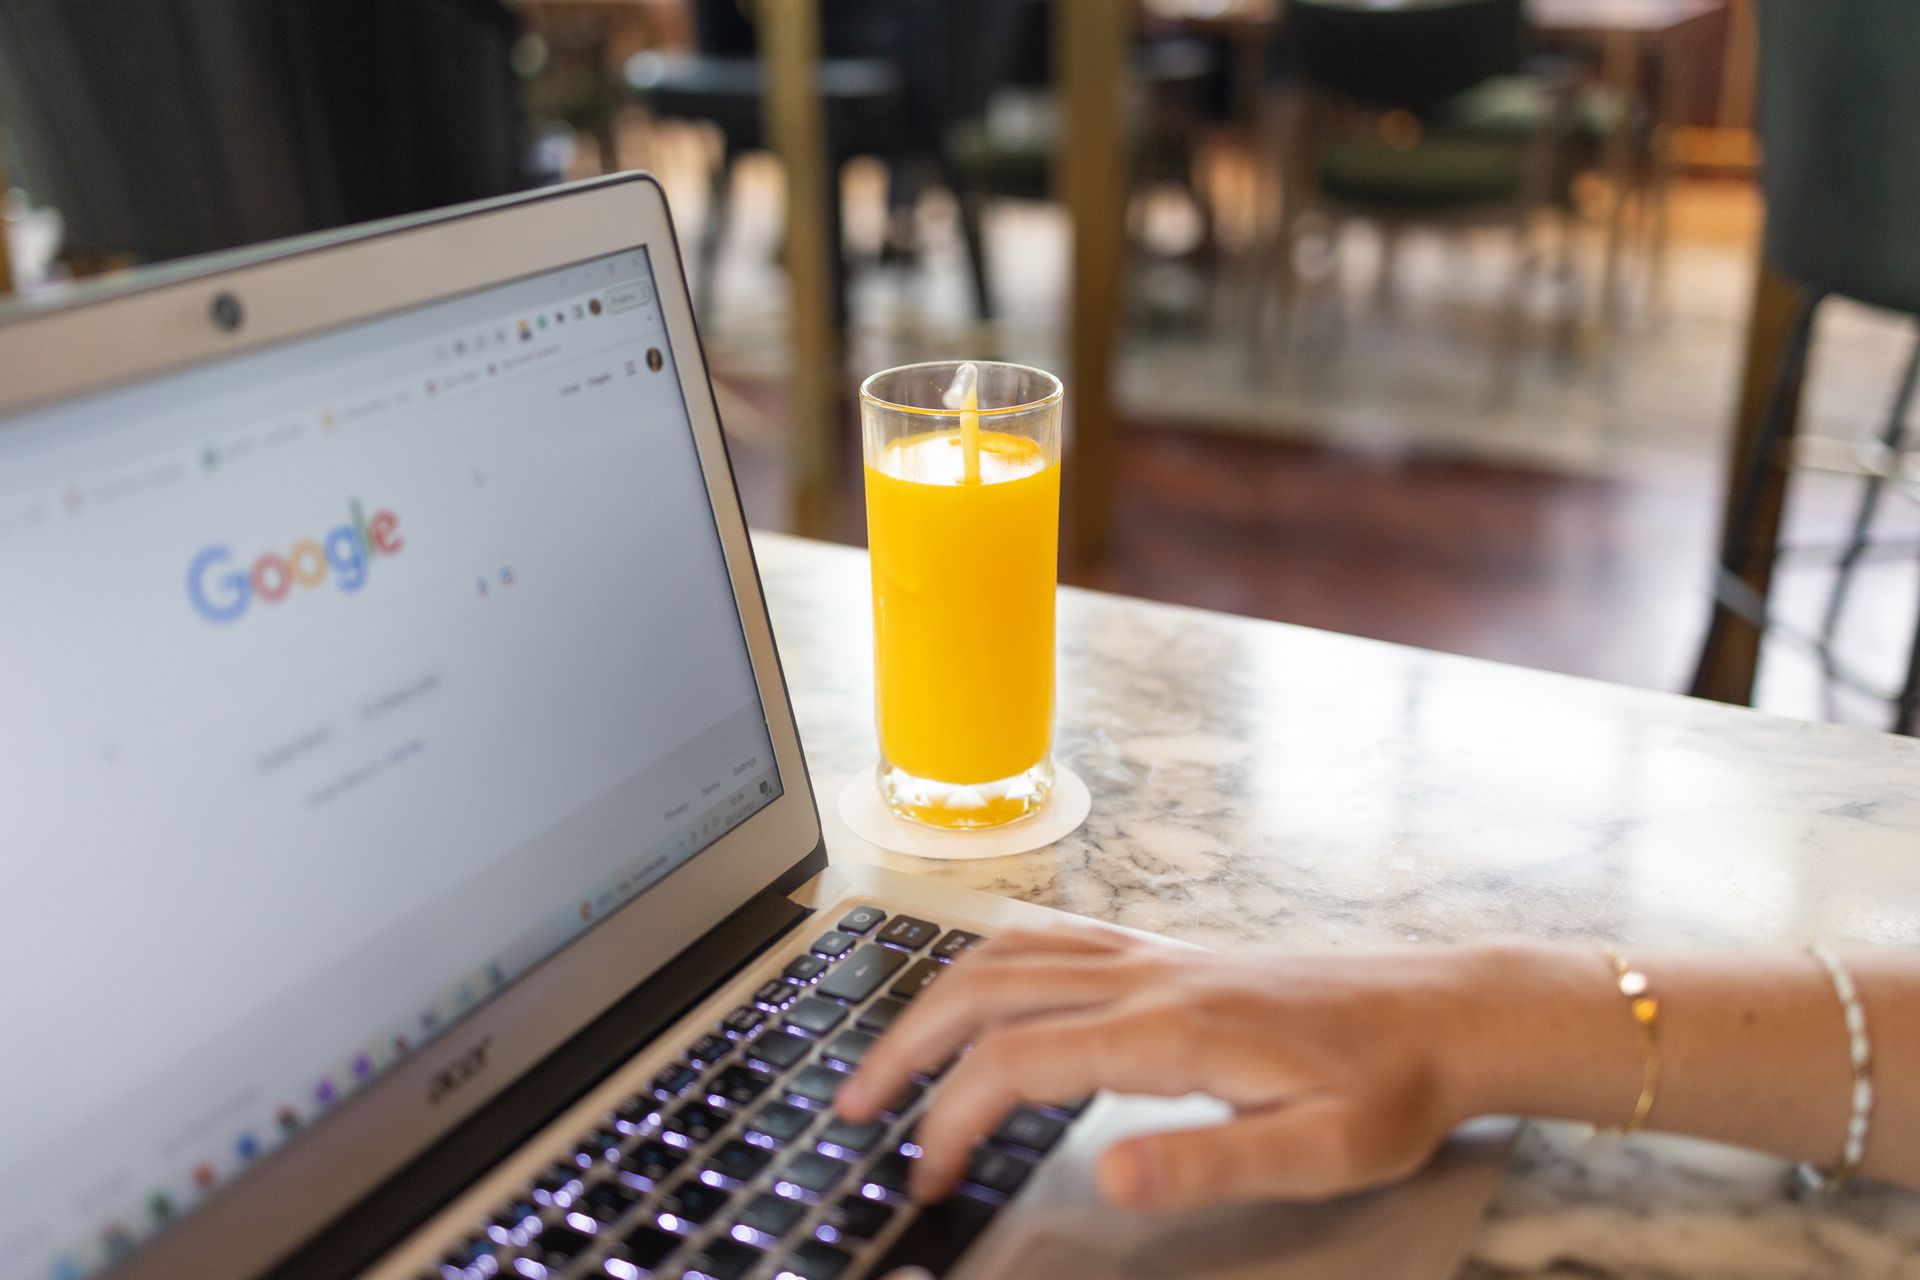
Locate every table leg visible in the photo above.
<box><xmin>1596</xmin><ymin>29</ymin><xmax>1642</xmax><ymax>332</ymax></box>
<box><xmin>1689</xmin><ymin>257</ymin><xmax>1814</xmax><ymax>706</ymax></box>
<box><xmin>1058</xmin><ymin>0</ymin><xmax>1134</xmax><ymax>562</ymax></box>
<box><xmin>759</xmin><ymin>0</ymin><xmax>843</xmax><ymax>537</ymax></box>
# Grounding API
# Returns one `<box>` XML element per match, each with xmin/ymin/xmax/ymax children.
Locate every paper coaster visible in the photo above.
<box><xmin>836</xmin><ymin>764</ymin><xmax>1091</xmax><ymax>861</ymax></box>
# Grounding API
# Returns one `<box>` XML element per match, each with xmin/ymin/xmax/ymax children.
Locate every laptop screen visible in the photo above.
<box><xmin>0</xmin><ymin>247</ymin><xmax>782</xmax><ymax>1279</ymax></box>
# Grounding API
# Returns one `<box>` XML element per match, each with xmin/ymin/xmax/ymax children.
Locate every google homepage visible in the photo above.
<box><xmin>0</xmin><ymin>249</ymin><xmax>780</xmax><ymax>1279</ymax></box>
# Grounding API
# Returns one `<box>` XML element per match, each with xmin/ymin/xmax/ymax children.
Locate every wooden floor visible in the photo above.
<box><xmin>722</xmin><ymin>373</ymin><xmax>1920</xmax><ymax>731</ymax></box>
<box><xmin>726</xmin><ymin>382</ymin><xmax>1706</xmax><ymax>683</ymax></box>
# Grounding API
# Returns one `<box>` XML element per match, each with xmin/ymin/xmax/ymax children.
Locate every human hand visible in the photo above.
<box><xmin>834</xmin><ymin>924</ymin><xmax>1507</xmax><ymax>1213</ymax></box>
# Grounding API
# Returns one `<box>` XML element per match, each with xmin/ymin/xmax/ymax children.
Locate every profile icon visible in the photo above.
<box><xmin>646</xmin><ymin>348</ymin><xmax>664</xmax><ymax>373</ymax></box>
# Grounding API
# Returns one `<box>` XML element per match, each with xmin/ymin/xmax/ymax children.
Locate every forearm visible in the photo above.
<box><xmin>1445</xmin><ymin>942</ymin><xmax>1920</xmax><ymax>1190</ymax></box>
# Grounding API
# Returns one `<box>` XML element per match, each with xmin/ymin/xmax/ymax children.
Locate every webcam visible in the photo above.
<box><xmin>210</xmin><ymin>292</ymin><xmax>244</xmax><ymax>332</ymax></box>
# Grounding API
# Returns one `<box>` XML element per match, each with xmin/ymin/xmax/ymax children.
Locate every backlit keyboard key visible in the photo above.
<box><xmin>576</xmin><ymin>1128</ymin><xmax>624</xmax><ymax>1163</ymax></box>
<box><xmin>855</xmin><ymin>998</ymin><xmax>908</xmax><ymax>1033</ymax></box>
<box><xmin>863</xmin><ymin>1151</ymin><xmax>912</xmax><ymax>1199</ymax></box>
<box><xmin>962</xmin><ymin>1146</ymin><xmax>1034</xmax><ymax>1198</ymax></box>
<box><xmin>820</xmin><ymin>1029</ymin><xmax>876</xmax><ymax>1069</ymax></box>
<box><xmin>721</xmin><ymin>1006</ymin><xmax>765</xmax><ymax>1037</ymax></box>
<box><xmin>688</xmin><ymin>1034</ymin><xmax>731</xmax><ymax>1065</ymax></box>
<box><xmin>709</xmin><ymin>1063</ymin><xmax>774</xmax><ymax>1106</ymax></box>
<box><xmin>710</xmin><ymin>1138</ymin><xmax>774</xmax><ymax>1184</ymax></box>
<box><xmin>688</xmin><ymin>1237</ymin><xmax>761</xmax><ymax>1280</ymax></box>
<box><xmin>781</xmin><ymin>1239</ymin><xmax>853</xmax><ymax>1280</ymax></box>
<box><xmin>616</xmin><ymin>1223</ymin><xmax>681</xmax><ymax>1270</ymax></box>
<box><xmin>526</xmin><ymin>1221</ymin><xmax>596</xmax><ymax>1267</ymax></box>
<box><xmin>877</xmin><ymin>916</ymin><xmax>940</xmax><ymax>950</ymax></box>
<box><xmin>785</xmin><ymin>997</ymin><xmax>847</xmax><ymax>1037</ymax></box>
<box><xmin>619</xmin><ymin>1140</ymin><xmax>686</xmax><ymax>1188</ymax></box>
<box><xmin>837</xmin><ymin>905</ymin><xmax>886</xmax><ymax>934</ymax></box>
<box><xmin>781</xmin><ymin>1151</ymin><xmax>850</xmax><ymax>1196</ymax></box>
<box><xmin>811</xmin><ymin>930</ymin><xmax>855</xmax><ymax>958</ymax></box>
<box><xmin>784</xmin><ymin>955</ymin><xmax>828</xmax><ymax>984</ymax></box>
<box><xmin>580</xmin><ymin>1178</ymin><xmax>639</xmax><ymax>1222</ymax></box>
<box><xmin>442</xmin><ymin>1237</ymin><xmax>498</xmax><ymax>1275</ymax></box>
<box><xmin>932</xmin><ymin>929</ymin><xmax>984</xmax><ymax>961</ymax></box>
<box><xmin>531</xmin><ymin>1164</ymin><xmax>585</xmax><ymax>1207</ymax></box>
<box><xmin>747</xmin><ymin>1102</ymin><xmax>815</xmax><ymax>1145</ymax></box>
<box><xmin>664</xmin><ymin>1102</ymin><xmax>726</xmax><ymax>1144</ymax></box>
<box><xmin>787</xmin><ymin>1064</ymin><xmax>846</xmax><ymax>1108</ymax></box>
<box><xmin>815</xmin><ymin>1116</ymin><xmax>887</xmax><ymax>1157</ymax></box>
<box><xmin>889</xmin><ymin>959</ymin><xmax>944</xmax><ymax>1001</ymax></box>
<box><xmin>487</xmin><ymin>1200</ymin><xmax>540</xmax><ymax>1246</ymax></box>
<box><xmin>755</xmin><ymin>980</ymin><xmax>796</xmax><ymax>1009</ymax></box>
<box><xmin>817</xmin><ymin>946</ymin><xmax>908</xmax><ymax>1004</ymax></box>
<box><xmin>615</xmin><ymin>1094</ymin><xmax>659</xmax><ymax>1132</ymax></box>
<box><xmin>992</xmin><ymin>1108</ymin><xmax>1067</xmax><ymax>1154</ymax></box>
<box><xmin>660</xmin><ymin>1178</ymin><xmax>730</xmax><ymax>1227</ymax></box>
<box><xmin>833</xmin><ymin>1193</ymin><xmax>894</xmax><ymax>1240</ymax></box>
<box><xmin>745</xmin><ymin>1030</ymin><xmax>810</xmax><ymax>1071</ymax></box>
<box><xmin>736</xmin><ymin>1190</ymin><xmax>808</xmax><ymax>1239</ymax></box>
<box><xmin>651</xmin><ymin>1063</ymin><xmax>698</xmax><ymax>1098</ymax></box>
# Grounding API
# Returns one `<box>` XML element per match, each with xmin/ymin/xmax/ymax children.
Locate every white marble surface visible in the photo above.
<box><xmin>751</xmin><ymin>531</ymin><xmax>1920</xmax><ymax>1278</ymax></box>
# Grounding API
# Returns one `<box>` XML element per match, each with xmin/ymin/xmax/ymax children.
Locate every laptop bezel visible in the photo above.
<box><xmin>0</xmin><ymin>173</ymin><xmax>829</xmax><ymax>1280</ymax></box>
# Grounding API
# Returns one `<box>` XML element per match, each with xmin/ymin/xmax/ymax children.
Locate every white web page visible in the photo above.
<box><xmin>0</xmin><ymin>249</ymin><xmax>778</xmax><ymax>1279</ymax></box>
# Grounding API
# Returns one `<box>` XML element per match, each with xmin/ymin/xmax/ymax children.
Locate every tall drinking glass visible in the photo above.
<box><xmin>860</xmin><ymin>361</ymin><xmax>1063</xmax><ymax>829</ymax></box>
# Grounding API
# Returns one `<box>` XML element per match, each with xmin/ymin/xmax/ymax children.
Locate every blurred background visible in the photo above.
<box><xmin>3</xmin><ymin>0</ymin><xmax>1918</xmax><ymax>735</ymax></box>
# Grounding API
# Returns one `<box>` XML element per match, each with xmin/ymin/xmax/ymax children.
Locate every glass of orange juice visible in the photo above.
<box><xmin>860</xmin><ymin>361</ymin><xmax>1063</xmax><ymax>830</ymax></box>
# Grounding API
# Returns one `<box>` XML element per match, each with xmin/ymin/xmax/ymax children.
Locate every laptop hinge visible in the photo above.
<box><xmin>263</xmin><ymin>852</ymin><xmax>821</xmax><ymax>1280</ymax></box>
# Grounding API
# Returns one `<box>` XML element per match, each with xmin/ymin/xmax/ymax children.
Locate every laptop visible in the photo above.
<box><xmin>0</xmin><ymin>174</ymin><xmax>1508</xmax><ymax>1280</ymax></box>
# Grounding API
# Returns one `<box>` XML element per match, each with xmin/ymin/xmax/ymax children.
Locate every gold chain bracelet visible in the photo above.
<box><xmin>1597</xmin><ymin>945</ymin><xmax>1661</xmax><ymax>1135</ymax></box>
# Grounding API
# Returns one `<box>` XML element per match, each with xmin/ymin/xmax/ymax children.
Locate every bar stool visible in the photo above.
<box><xmin>1688</xmin><ymin>0</ymin><xmax>1920</xmax><ymax>734</ymax></box>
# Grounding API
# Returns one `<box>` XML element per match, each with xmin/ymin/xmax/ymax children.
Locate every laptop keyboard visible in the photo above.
<box><xmin>422</xmin><ymin>908</ymin><xmax>1084</xmax><ymax>1280</ymax></box>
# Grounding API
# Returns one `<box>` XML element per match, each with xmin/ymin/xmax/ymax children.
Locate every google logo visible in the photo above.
<box><xmin>188</xmin><ymin>499</ymin><xmax>404</xmax><ymax>623</ymax></box>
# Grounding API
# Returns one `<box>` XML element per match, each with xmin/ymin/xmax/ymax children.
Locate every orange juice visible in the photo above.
<box><xmin>865</xmin><ymin>429</ymin><xmax>1059</xmax><ymax>825</ymax></box>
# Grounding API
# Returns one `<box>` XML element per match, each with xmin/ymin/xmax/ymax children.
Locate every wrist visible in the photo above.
<box><xmin>1429</xmin><ymin>940</ymin><xmax>1636</xmax><ymax>1128</ymax></box>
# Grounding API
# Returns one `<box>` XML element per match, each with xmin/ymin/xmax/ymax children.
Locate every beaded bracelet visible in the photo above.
<box><xmin>1799</xmin><ymin>942</ymin><xmax>1874</xmax><ymax>1193</ymax></box>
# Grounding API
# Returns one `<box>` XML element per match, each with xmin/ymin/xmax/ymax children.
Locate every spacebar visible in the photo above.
<box><xmin>868</xmin><ymin>1193</ymin><xmax>999</xmax><ymax>1278</ymax></box>
<box><xmin>818</xmin><ymin>944</ymin><xmax>908</xmax><ymax>1002</ymax></box>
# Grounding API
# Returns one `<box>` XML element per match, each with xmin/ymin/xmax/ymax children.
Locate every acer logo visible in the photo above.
<box><xmin>428</xmin><ymin>1037</ymin><xmax>493</xmax><ymax>1104</ymax></box>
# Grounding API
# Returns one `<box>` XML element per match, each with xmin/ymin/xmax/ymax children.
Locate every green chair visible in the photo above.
<box><xmin>1688</xmin><ymin>0</ymin><xmax>1920</xmax><ymax>733</ymax></box>
<box><xmin>1259</xmin><ymin>0</ymin><xmax>1590</xmax><ymax>399</ymax></box>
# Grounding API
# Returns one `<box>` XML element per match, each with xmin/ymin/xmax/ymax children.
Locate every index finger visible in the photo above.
<box><xmin>835</xmin><ymin>951</ymin><xmax>1145</xmax><ymax>1121</ymax></box>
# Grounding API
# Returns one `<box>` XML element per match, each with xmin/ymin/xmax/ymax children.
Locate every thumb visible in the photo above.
<box><xmin>1098</xmin><ymin>1097</ymin><xmax>1383</xmax><ymax>1212</ymax></box>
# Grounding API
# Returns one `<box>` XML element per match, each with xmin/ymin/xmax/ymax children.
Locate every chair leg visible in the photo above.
<box><xmin>956</xmin><ymin>188</ymin><xmax>995</xmax><ymax>323</ymax></box>
<box><xmin>1896</xmin><ymin>593</ymin><xmax>1920</xmax><ymax>736</ymax></box>
<box><xmin>1552</xmin><ymin>204</ymin><xmax>1582</xmax><ymax>369</ymax></box>
<box><xmin>1373</xmin><ymin>221</ymin><xmax>1401</xmax><ymax>315</ymax></box>
<box><xmin>1688</xmin><ymin>290</ymin><xmax>1826</xmax><ymax>695</ymax></box>
<box><xmin>696</xmin><ymin>155</ymin><xmax>732</xmax><ymax>322</ymax></box>
<box><xmin>1491</xmin><ymin>213</ymin><xmax>1540</xmax><ymax>408</ymax></box>
<box><xmin>826</xmin><ymin>160</ymin><xmax>851</xmax><ymax>332</ymax></box>
<box><xmin>1822</xmin><ymin>325</ymin><xmax>1920</xmax><ymax>655</ymax></box>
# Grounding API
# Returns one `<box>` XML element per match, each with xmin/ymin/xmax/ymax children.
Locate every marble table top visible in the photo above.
<box><xmin>751</xmin><ymin>532</ymin><xmax>1920</xmax><ymax>1279</ymax></box>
